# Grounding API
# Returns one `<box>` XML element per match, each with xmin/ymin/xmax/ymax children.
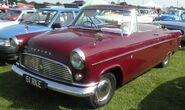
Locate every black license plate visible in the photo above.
<box><xmin>23</xmin><ymin>75</ymin><xmax>47</xmax><ymax>89</ymax></box>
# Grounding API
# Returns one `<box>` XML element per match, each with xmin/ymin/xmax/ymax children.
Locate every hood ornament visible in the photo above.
<box><xmin>25</xmin><ymin>24</ymin><xmax>29</xmax><ymax>33</ymax></box>
<box><xmin>94</xmin><ymin>33</ymin><xmax>103</xmax><ymax>46</ymax></box>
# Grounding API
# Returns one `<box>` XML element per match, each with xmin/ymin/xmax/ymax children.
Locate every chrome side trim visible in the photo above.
<box><xmin>92</xmin><ymin>37</ymin><xmax>178</xmax><ymax>66</ymax></box>
<box><xmin>12</xmin><ymin>65</ymin><xmax>97</xmax><ymax>97</ymax></box>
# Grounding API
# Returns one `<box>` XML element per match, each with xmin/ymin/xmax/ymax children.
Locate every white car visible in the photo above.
<box><xmin>0</xmin><ymin>9</ymin><xmax>35</xmax><ymax>29</ymax></box>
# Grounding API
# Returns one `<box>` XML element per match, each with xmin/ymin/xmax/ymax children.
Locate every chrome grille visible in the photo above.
<box><xmin>21</xmin><ymin>53</ymin><xmax>73</xmax><ymax>83</ymax></box>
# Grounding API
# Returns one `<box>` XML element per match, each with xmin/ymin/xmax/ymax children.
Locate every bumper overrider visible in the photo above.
<box><xmin>12</xmin><ymin>64</ymin><xmax>97</xmax><ymax>97</ymax></box>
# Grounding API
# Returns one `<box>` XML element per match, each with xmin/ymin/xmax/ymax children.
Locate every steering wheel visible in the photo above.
<box><xmin>82</xmin><ymin>21</ymin><xmax>95</xmax><ymax>27</ymax></box>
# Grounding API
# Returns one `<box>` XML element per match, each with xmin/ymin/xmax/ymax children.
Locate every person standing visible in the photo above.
<box><xmin>2</xmin><ymin>2</ymin><xmax>9</xmax><ymax>8</ymax></box>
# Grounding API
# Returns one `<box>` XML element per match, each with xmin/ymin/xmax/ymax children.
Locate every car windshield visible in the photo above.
<box><xmin>0</xmin><ymin>10</ymin><xmax>21</xmax><ymax>21</ymax></box>
<box><xmin>21</xmin><ymin>10</ymin><xmax>57</xmax><ymax>26</ymax></box>
<box><xmin>74</xmin><ymin>9</ymin><xmax>132</xmax><ymax>33</ymax></box>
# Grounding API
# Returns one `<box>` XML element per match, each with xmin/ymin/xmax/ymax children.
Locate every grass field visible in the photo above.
<box><xmin>0</xmin><ymin>47</ymin><xmax>185</xmax><ymax>110</ymax></box>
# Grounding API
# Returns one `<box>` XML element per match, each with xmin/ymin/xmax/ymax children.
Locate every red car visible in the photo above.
<box><xmin>12</xmin><ymin>5</ymin><xmax>182</xmax><ymax>108</ymax></box>
<box><xmin>0</xmin><ymin>7</ymin><xmax>10</xmax><ymax>13</ymax></box>
<box><xmin>14</xmin><ymin>4</ymin><xmax>34</xmax><ymax>9</ymax></box>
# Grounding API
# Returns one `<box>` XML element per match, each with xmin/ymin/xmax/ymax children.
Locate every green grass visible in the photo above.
<box><xmin>0</xmin><ymin>47</ymin><xmax>185</xmax><ymax>110</ymax></box>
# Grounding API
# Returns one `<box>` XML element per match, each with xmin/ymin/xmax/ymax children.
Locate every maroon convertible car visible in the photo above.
<box><xmin>12</xmin><ymin>5</ymin><xmax>182</xmax><ymax>108</ymax></box>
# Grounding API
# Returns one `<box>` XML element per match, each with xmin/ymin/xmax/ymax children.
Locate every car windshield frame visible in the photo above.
<box><xmin>71</xmin><ymin>8</ymin><xmax>133</xmax><ymax>33</ymax></box>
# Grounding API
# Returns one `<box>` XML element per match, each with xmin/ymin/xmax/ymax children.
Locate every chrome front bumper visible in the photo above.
<box><xmin>12</xmin><ymin>64</ymin><xmax>97</xmax><ymax>97</ymax></box>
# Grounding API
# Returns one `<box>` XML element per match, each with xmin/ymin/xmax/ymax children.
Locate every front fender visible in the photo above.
<box><xmin>99</xmin><ymin>64</ymin><xmax>125</xmax><ymax>83</ymax></box>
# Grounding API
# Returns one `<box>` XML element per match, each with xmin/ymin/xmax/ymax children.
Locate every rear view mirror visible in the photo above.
<box><xmin>52</xmin><ymin>23</ymin><xmax>61</xmax><ymax>30</ymax></box>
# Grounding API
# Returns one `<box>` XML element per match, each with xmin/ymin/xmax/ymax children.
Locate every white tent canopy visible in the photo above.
<box><xmin>142</xmin><ymin>1</ymin><xmax>161</xmax><ymax>8</ymax></box>
<box><xmin>83</xmin><ymin>0</ymin><xmax>109</xmax><ymax>7</ymax></box>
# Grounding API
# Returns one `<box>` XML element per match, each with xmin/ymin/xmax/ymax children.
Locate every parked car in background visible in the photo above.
<box><xmin>0</xmin><ymin>9</ymin><xmax>35</xmax><ymax>29</ymax></box>
<box><xmin>0</xmin><ymin>7</ymin><xmax>10</xmax><ymax>14</ymax></box>
<box><xmin>13</xmin><ymin>4</ymin><xmax>35</xmax><ymax>9</ymax></box>
<box><xmin>154</xmin><ymin>10</ymin><xmax>185</xmax><ymax>35</ymax></box>
<box><xmin>46</xmin><ymin>3</ymin><xmax>79</xmax><ymax>9</ymax></box>
<box><xmin>154</xmin><ymin>20</ymin><xmax>185</xmax><ymax>35</ymax></box>
<box><xmin>0</xmin><ymin>4</ymin><xmax>35</xmax><ymax>15</ymax></box>
<box><xmin>0</xmin><ymin>7</ymin><xmax>79</xmax><ymax>64</ymax></box>
<box><xmin>12</xmin><ymin>5</ymin><xmax>181</xmax><ymax>108</ymax></box>
<box><xmin>72</xmin><ymin>0</ymin><xmax>85</xmax><ymax>6</ymax></box>
<box><xmin>137</xmin><ymin>6</ymin><xmax>158</xmax><ymax>23</ymax></box>
<box><xmin>159</xmin><ymin>9</ymin><xmax>185</xmax><ymax>21</ymax></box>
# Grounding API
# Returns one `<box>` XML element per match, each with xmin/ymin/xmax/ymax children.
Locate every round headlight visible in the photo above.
<box><xmin>10</xmin><ymin>38</ymin><xmax>20</xmax><ymax>50</ymax></box>
<box><xmin>10</xmin><ymin>39</ymin><xmax>17</xmax><ymax>47</ymax></box>
<box><xmin>70</xmin><ymin>49</ymin><xmax>85</xmax><ymax>70</ymax></box>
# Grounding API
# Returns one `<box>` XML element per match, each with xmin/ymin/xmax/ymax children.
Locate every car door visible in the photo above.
<box><xmin>125</xmin><ymin>28</ymin><xmax>163</xmax><ymax>79</ymax></box>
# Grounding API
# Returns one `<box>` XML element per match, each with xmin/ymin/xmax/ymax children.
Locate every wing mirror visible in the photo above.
<box><xmin>51</xmin><ymin>23</ymin><xmax>62</xmax><ymax>30</ymax></box>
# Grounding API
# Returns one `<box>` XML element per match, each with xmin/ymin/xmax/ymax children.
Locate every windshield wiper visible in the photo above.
<box><xmin>69</xmin><ymin>25</ymin><xmax>100</xmax><ymax>31</ymax></box>
<box><xmin>84</xmin><ymin>26</ymin><xmax>101</xmax><ymax>31</ymax></box>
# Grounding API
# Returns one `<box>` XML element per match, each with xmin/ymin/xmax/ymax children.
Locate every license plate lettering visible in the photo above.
<box><xmin>25</xmin><ymin>75</ymin><xmax>46</xmax><ymax>89</ymax></box>
<box><xmin>31</xmin><ymin>78</ymin><xmax>42</xmax><ymax>88</ymax></box>
<box><xmin>26</xmin><ymin>76</ymin><xmax>31</xmax><ymax>83</ymax></box>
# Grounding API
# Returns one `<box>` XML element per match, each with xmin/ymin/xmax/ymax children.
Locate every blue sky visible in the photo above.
<box><xmin>26</xmin><ymin>0</ymin><xmax>185</xmax><ymax>8</ymax></box>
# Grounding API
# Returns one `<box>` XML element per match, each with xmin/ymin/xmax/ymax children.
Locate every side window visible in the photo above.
<box><xmin>75</xmin><ymin>11</ymin><xmax>79</xmax><ymax>16</ymax></box>
<box><xmin>55</xmin><ymin>12</ymin><xmax>74</xmax><ymax>27</ymax></box>
<box><xmin>21</xmin><ymin>12</ymin><xmax>34</xmax><ymax>20</ymax></box>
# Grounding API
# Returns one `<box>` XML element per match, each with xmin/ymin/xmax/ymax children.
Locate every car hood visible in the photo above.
<box><xmin>0</xmin><ymin>24</ymin><xmax>50</xmax><ymax>40</ymax></box>
<box><xmin>0</xmin><ymin>21</ymin><xmax>19</xmax><ymax>29</ymax></box>
<box><xmin>27</xmin><ymin>28</ymin><xmax>121</xmax><ymax>64</ymax></box>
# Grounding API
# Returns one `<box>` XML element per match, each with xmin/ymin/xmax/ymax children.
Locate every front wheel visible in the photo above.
<box><xmin>88</xmin><ymin>73</ymin><xmax>116</xmax><ymax>108</ymax></box>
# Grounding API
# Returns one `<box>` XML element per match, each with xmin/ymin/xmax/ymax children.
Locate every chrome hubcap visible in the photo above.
<box><xmin>95</xmin><ymin>77</ymin><xmax>112</xmax><ymax>102</ymax></box>
<box><xmin>163</xmin><ymin>55</ymin><xmax>169</xmax><ymax>65</ymax></box>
